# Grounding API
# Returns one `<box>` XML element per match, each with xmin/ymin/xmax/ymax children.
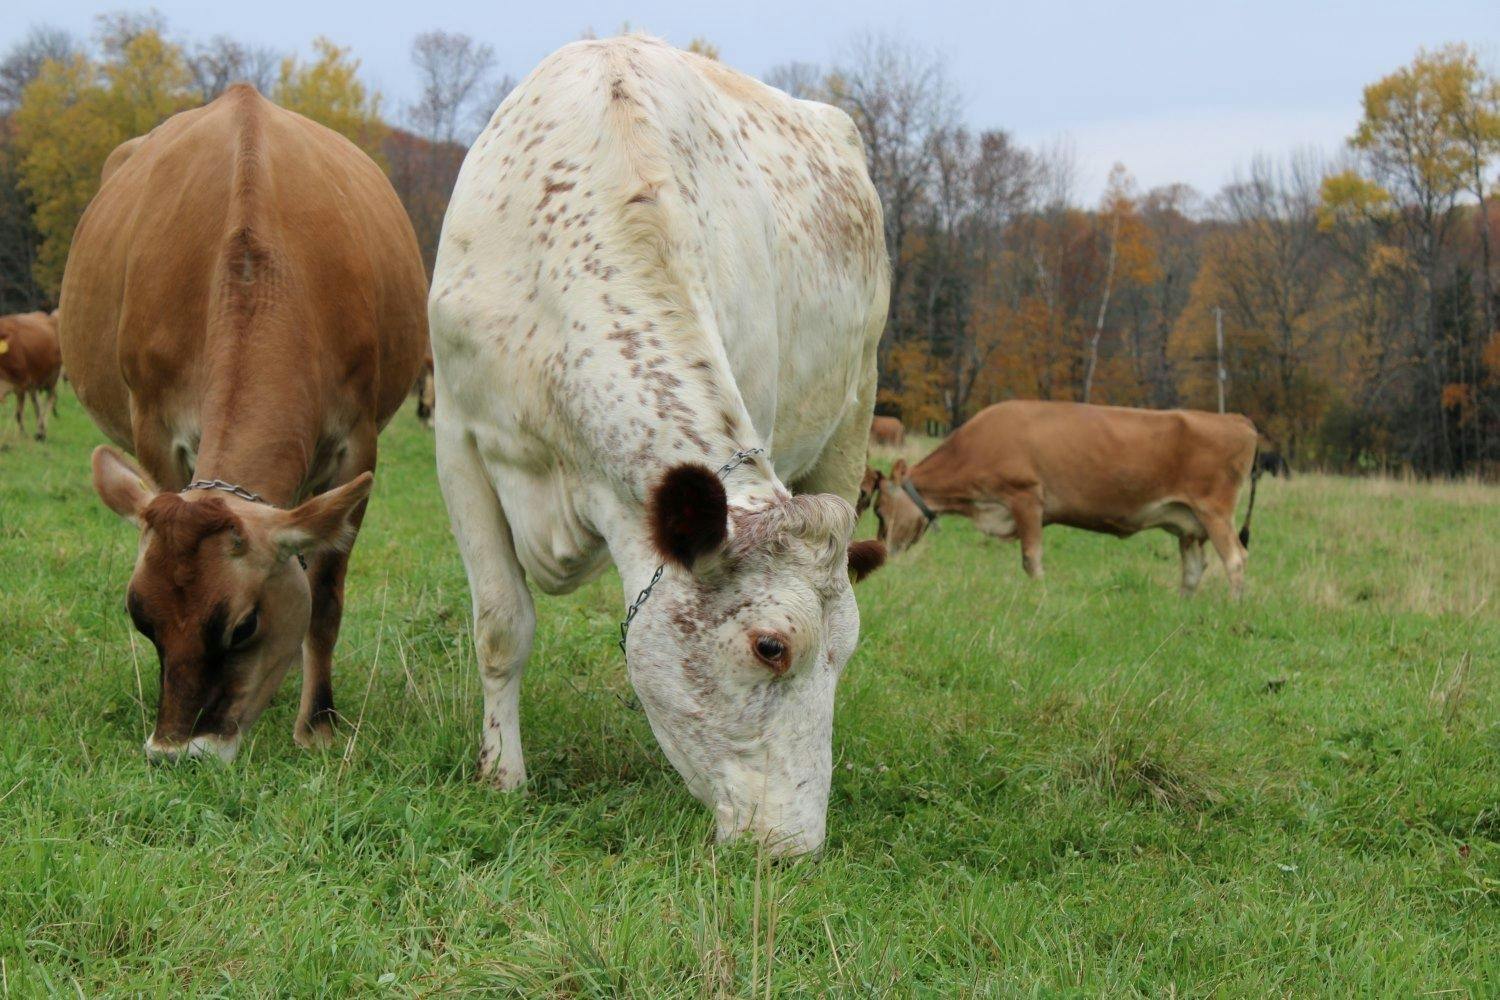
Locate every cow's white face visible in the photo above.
<box><xmin>626</xmin><ymin>465</ymin><xmax>884</xmax><ymax>856</ymax></box>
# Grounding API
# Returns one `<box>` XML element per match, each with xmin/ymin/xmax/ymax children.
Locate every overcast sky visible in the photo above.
<box><xmin>5</xmin><ymin>1</ymin><xmax>1498</xmax><ymax>201</ymax></box>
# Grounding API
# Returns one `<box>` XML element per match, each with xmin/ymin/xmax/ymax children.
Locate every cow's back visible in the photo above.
<box><xmin>60</xmin><ymin>86</ymin><xmax>427</xmax><ymax>453</ymax></box>
<box><xmin>434</xmin><ymin>36</ymin><xmax>886</xmax><ymax>488</ymax></box>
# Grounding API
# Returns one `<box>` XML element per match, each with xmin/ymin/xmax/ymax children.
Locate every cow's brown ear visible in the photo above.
<box><xmin>649</xmin><ymin>464</ymin><xmax>728</xmax><ymax>570</ymax></box>
<box><xmin>847</xmin><ymin>539</ymin><xmax>886</xmax><ymax>582</ymax></box>
<box><xmin>889</xmin><ymin>459</ymin><xmax>908</xmax><ymax>483</ymax></box>
<box><xmin>91</xmin><ymin>446</ymin><xmax>156</xmax><ymax>525</ymax></box>
<box><xmin>270</xmin><ymin>472</ymin><xmax>373</xmax><ymax>559</ymax></box>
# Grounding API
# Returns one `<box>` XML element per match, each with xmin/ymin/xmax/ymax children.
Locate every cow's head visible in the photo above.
<box><xmin>855</xmin><ymin>466</ymin><xmax>879</xmax><ymax>518</ymax></box>
<box><xmin>624</xmin><ymin>464</ymin><xmax>885</xmax><ymax>856</ymax></box>
<box><xmin>90</xmin><ymin>446</ymin><xmax>370</xmax><ymax>762</ymax></box>
<box><xmin>874</xmin><ymin>459</ymin><xmax>933</xmax><ymax>555</ymax></box>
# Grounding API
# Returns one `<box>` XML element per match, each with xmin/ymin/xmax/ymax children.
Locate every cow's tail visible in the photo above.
<box><xmin>1238</xmin><ymin>444</ymin><xmax>1261</xmax><ymax>548</ymax></box>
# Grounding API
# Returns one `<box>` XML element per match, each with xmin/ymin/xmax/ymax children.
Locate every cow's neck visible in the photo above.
<box><xmin>192</xmin><ymin>346</ymin><xmax>320</xmax><ymax>508</ymax></box>
<box><xmin>907</xmin><ymin>452</ymin><xmax>974</xmax><ymax>515</ymax></box>
<box><xmin>578</xmin><ymin>306</ymin><xmax>781</xmax><ymax>587</ymax></box>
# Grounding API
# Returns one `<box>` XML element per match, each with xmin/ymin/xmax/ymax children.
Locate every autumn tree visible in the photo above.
<box><xmin>276</xmin><ymin>37</ymin><xmax>387</xmax><ymax>160</ymax></box>
<box><xmin>13</xmin><ymin>27</ymin><xmax>192</xmax><ymax>295</ymax></box>
<box><xmin>1348</xmin><ymin>44</ymin><xmax>1499</xmax><ymax>472</ymax></box>
<box><xmin>188</xmin><ymin>35</ymin><xmax>281</xmax><ymax>101</ymax></box>
<box><xmin>1171</xmin><ymin>155</ymin><xmax>1336</xmax><ymax>456</ymax></box>
<box><xmin>1082</xmin><ymin>164</ymin><xmax>1158</xmax><ymax>402</ymax></box>
<box><xmin>0</xmin><ymin>25</ymin><xmax>81</xmax><ymax>113</ymax></box>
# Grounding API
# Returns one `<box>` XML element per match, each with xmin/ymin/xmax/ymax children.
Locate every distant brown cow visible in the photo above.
<box><xmin>869</xmin><ymin>415</ymin><xmax>904</xmax><ymax>447</ymax></box>
<box><xmin>856</xmin><ymin>465</ymin><xmax>879</xmax><ymax>517</ymax></box>
<box><xmin>0</xmin><ymin>310</ymin><xmax>62</xmax><ymax>440</ymax></box>
<box><xmin>873</xmin><ymin>401</ymin><xmax>1259</xmax><ymax>596</ymax></box>
<box><xmin>61</xmin><ymin>85</ymin><xmax>428</xmax><ymax>761</ymax></box>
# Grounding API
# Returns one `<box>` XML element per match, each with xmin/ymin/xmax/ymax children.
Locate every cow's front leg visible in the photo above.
<box><xmin>295</xmin><ymin>439</ymin><xmax>375</xmax><ymax>749</ymax></box>
<box><xmin>1178</xmin><ymin>535</ymin><xmax>1206</xmax><ymax>597</ymax></box>
<box><xmin>437</xmin><ymin>425</ymin><xmax>535</xmax><ymax>790</ymax></box>
<box><xmin>296</xmin><ymin>542</ymin><xmax>353</xmax><ymax>747</ymax></box>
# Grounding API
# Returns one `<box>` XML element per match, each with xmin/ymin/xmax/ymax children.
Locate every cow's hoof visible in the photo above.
<box><xmin>294</xmin><ymin>719</ymin><xmax>336</xmax><ymax>750</ymax></box>
<box><xmin>478</xmin><ymin>761</ymin><xmax>526</xmax><ymax>791</ymax></box>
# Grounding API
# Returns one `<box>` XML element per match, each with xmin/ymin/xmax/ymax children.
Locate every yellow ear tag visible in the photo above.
<box><xmin>0</xmin><ymin>340</ymin><xmax>9</xmax><ymax>355</ymax></box>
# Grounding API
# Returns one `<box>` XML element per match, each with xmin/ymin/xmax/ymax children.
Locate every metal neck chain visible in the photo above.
<box><xmin>183</xmin><ymin>479</ymin><xmax>270</xmax><ymax>505</ymax></box>
<box><xmin>181</xmin><ymin>479</ymin><xmax>307</xmax><ymax>569</ymax></box>
<box><xmin>618</xmin><ymin>447</ymin><xmax>765</xmax><ymax>654</ymax></box>
<box><xmin>901</xmin><ymin>478</ymin><xmax>939</xmax><ymax>524</ymax></box>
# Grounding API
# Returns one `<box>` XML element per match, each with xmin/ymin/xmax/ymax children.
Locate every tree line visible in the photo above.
<box><xmin>1</xmin><ymin>15</ymin><xmax>1496</xmax><ymax>476</ymax></box>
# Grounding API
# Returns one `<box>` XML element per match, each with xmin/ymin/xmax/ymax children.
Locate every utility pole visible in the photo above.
<box><xmin>1214</xmin><ymin>306</ymin><xmax>1226</xmax><ymax>414</ymax></box>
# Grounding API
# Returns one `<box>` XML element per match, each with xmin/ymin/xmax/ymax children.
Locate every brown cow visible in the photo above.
<box><xmin>873</xmin><ymin>401</ymin><xmax>1259</xmax><ymax>597</ymax></box>
<box><xmin>60</xmin><ymin>85</ymin><xmax>428</xmax><ymax>761</ymax></box>
<box><xmin>869</xmin><ymin>415</ymin><xmax>904</xmax><ymax>447</ymax></box>
<box><xmin>856</xmin><ymin>464</ymin><xmax>880</xmax><ymax>517</ymax></box>
<box><xmin>0</xmin><ymin>310</ymin><xmax>62</xmax><ymax>440</ymax></box>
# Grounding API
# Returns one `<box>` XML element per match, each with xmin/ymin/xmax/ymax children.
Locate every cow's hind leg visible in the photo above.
<box><xmin>1201</xmin><ymin>513</ymin><xmax>1246</xmax><ymax>599</ymax></box>
<box><xmin>295</xmin><ymin>435</ymin><xmax>376</xmax><ymax>748</ymax></box>
<box><xmin>1013</xmin><ymin>492</ymin><xmax>1044</xmax><ymax>579</ymax></box>
<box><xmin>32</xmin><ymin>390</ymin><xmax>48</xmax><ymax>441</ymax></box>
<box><xmin>13</xmin><ymin>391</ymin><xmax>24</xmax><ymax>437</ymax></box>
<box><xmin>1178</xmin><ymin>535</ymin><xmax>1207</xmax><ymax>597</ymax></box>
<box><xmin>437</xmin><ymin>424</ymin><xmax>535</xmax><ymax>790</ymax></box>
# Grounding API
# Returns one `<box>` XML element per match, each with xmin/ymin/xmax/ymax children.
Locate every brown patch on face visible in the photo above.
<box><xmin>130</xmin><ymin>495</ymin><xmax>247</xmax><ymax>744</ymax></box>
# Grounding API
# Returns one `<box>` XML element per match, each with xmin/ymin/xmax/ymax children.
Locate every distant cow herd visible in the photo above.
<box><xmin>4</xmin><ymin>36</ymin><xmax>1274</xmax><ymax>856</ymax></box>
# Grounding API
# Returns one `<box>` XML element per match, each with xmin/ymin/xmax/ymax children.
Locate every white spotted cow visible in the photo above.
<box><xmin>430</xmin><ymin>36</ymin><xmax>889</xmax><ymax>855</ymax></box>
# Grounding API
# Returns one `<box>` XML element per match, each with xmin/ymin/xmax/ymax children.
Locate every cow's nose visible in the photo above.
<box><xmin>143</xmin><ymin>733</ymin><xmax>240</xmax><ymax>763</ymax></box>
<box><xmin>144</xmin><ymin>736</ymin><xmax>184</xmax><ymax>764</ymax></box>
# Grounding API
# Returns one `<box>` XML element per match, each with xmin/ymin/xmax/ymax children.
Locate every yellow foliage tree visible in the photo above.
<box><xmin>14</xmin><ymin>31</ymin><xmax>192</xmax><ymax>296</ymax></box>
<box><xmin>275</xmin><ymin>38</ymin><xmax>388</xmax><ymax>162</ymax></box>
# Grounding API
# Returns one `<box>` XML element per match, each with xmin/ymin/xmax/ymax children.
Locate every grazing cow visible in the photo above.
<box><xmin>869</xmin><ymin>415</ymin><xmax>904</xmax><ymax>447</ymax></box>
<box><xmin>874</xmin><ymin>400</ymin><xmax>1259</xmax><ymax>597</ymax></box>
<box><xmin>430</xmin><ymin>36</ymin><xmax>888</xmax><ymax>855</ymax></box>
<box><xmin>856</xmin><ymin>465</ymin><xmax>880</xmax><ymax>517</ymax></box>
<box><xmin>0</xmin><ymin>310</ymin><xmax>62</xmax><ymax>440</ymax></box>
<box><xmin>60</xmin><ymin>86</ymin><xmax>428</xmax><ymax>761</ymax></box>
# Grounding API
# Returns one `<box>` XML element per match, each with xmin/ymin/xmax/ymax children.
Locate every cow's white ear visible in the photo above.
<box><xmin>269</xmin><ymin>472</ymin><xmax>373</xmax><ymax>559</ymax></box>
<box><xmin>91</xmin><ymin>446</ymin><xmax>156</xmax><ymax>525</ymax></box>
<box><xmin>648</xmin><ymin>464</ymin><xmax>729</xmax><ymax>570</ymax></box>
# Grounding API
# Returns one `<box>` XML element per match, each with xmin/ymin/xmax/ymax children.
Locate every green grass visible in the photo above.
<box><xmin>0</xmin><ymin>396</ymin><xmax>1496</xmax><ymax>996</ymax></box>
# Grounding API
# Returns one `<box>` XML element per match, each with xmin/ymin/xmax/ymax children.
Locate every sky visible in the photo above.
<box><xmin>5</xmin><ymin>0</ymin><xmax>1498</xmax><ymax>201</ymax></box>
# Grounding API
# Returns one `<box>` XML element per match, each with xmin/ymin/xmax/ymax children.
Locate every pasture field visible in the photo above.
<box><xmin>0</xmin><ymin>399</ymin><xmax>1496</xmax><ymax>996</ymax></box>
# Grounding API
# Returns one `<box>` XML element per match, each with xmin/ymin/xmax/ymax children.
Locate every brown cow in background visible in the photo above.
<box><xmin>869</xmin><ymin>415</ymin><xmax>904</xmax><ymax>447</ymax></box>
<box><xmin>0</xmin><ymin>310</ymin><xmax>62</xmax><ymax>440</ymax></box>
<box><xmin>873</xmin><ymin>400</ymin><xmax>1259</xmax><ymax>597</ymax></box>
<box><xmin>60</xmin><ymin>85</ymin><xmax>428</xmax><ymax>761</ymax></box>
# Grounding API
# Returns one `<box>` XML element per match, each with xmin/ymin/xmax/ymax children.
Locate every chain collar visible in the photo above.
<box><xmin>618</xmin><ymin>447</ymin><xmax>765</xmax><ymax>654</ymax></box>
<box><xmin>181</xmin><ymin>478</ymin><xmax>308</xmax><ymax>569</ymax></box>
<box><xmin>901</xmin><ymin>478</ymin><xmax>939</xmax><ymax>524</ymax></box>
<box><xmin>183</xmin><ymin>478</ymin><xmax>269</xmax><ymax>505</ymax></box>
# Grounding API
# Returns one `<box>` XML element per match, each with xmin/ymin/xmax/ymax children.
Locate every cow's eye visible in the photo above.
<box><xmin>230</xmin><ymin>610</ymin><xmax>259</xmax><ymax>648</ymax></box>
<box><xmin>754</xmin><ymin>634</ymin><xmax>786</xmax><ymax>663</ymax></box>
